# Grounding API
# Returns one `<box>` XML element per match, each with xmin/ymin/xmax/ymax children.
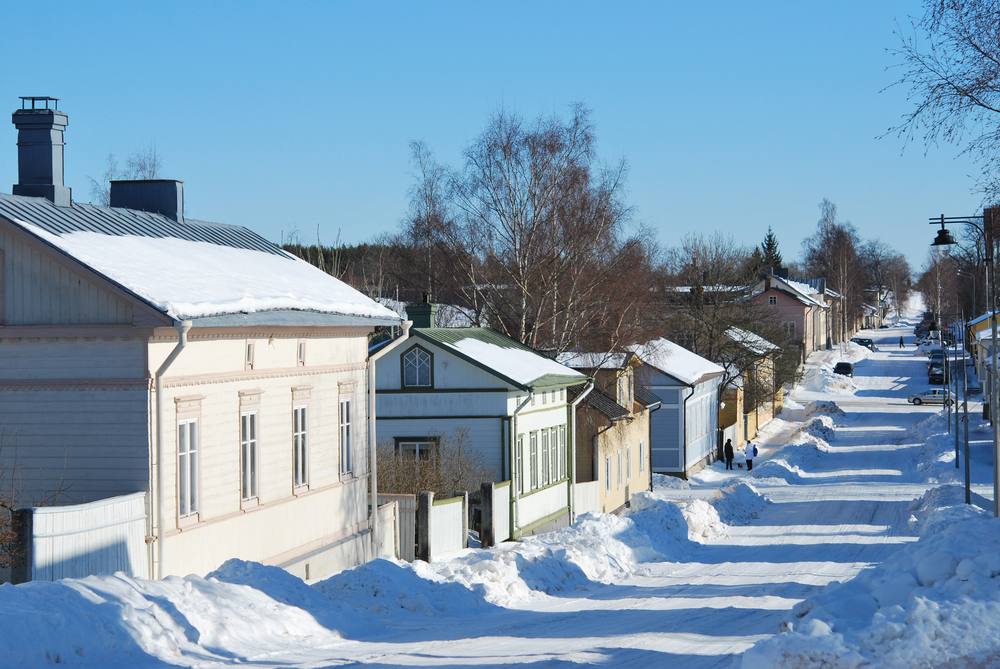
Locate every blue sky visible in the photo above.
<box><xmin>0</xmin><ymin>1</ymin><xmax>983</xmax><ymax>271</ymax></box>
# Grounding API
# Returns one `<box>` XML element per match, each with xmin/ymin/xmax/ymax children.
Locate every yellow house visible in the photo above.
<box><xmin>558</xmin><ymin>353</ymin><xmax>660</xmax><ymax>514</ymax></box>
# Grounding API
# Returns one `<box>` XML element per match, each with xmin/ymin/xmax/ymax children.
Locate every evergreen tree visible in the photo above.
<box><xmin>760</xmin><ymin>226</ymin><xmax>783</xmax><ymax>269</ymax></box>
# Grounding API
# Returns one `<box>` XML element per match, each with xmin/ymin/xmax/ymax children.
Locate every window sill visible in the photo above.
<box><xmin>178</xmin><ymin>513</ymin><xmax>201</xmax><ymax>530</ymax></box>
<box><xmin>241</xmin><ymin>497</ymin><xmax>263</xmax><ymax>513</ymax></box>
<box><xmin>293</xmin><ymin>484</ymin><xmax>312</xmax><ymax>498</ymax></box>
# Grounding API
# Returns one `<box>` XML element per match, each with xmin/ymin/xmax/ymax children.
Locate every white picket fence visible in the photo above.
<box><xmin>377</xmin><ymin>493</ymin><xmax>415</xmax><ymax>561</ymax></box>
<box><xmin>426</xmin><ymin>494</ymin><xmax>467</xmax><ymax>560</ymax></box>
<box><xmin>14</xmin><ymin>492</ymin><xmax>148</xmax><ymax>583</ymax></box>
<box><xmin>492</xmin><ymin>481</ymin><xmax>511</xmax><ymax>543</ymax></box>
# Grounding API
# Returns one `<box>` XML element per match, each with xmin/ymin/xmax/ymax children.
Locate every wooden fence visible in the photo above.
<box><xmin>377</xmin><ymin>493</ymin><xmax>415</xmax><ymax>561</ymax></box>
<box><xmin>12</xmin><ymin>492</ymin><xmax>148</xmax><ymax>583</ymax></box>
<box><xmin>573</xmin><ymin>481</ymin><xmax>600</xmax><ymax>517</ymax></box>
<box><xmin>416</xmin><ymin>491</ymin><xmax>468</xmax><ymax>562</ymax></box>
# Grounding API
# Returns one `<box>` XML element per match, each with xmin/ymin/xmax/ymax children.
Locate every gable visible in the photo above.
<box><xmin>376</xmin><ymin>338</ymin><xmax>512</xmax><ymax>391</ymax></box>
<box><xmin>0</xmin><ymin>224</ymin><xmax>138</xmax><ymax>326</ymax></box>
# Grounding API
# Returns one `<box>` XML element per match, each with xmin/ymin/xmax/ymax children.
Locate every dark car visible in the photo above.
<box><xmin>833</xmin><ymin>362</ymin><xmax>854</xmax><ymax>377</ymax></box>
<box><xmin>851</xmin><ymin>337</ymin><xmax>877</xmax><ymax>352</ymax></box>
<box><xmin>929</xmin><ymin>363</ymin><xmax>944</xmax><ymax>384</ymax></box>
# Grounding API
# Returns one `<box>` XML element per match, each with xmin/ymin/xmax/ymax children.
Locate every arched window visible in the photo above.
<box><xmin>403</xmin><ymin>347</ymin><xmax>432</xmax><ymax>387</ymax></box>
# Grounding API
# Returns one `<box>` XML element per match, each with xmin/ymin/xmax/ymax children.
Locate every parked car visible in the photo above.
<box><xmin>929</xmin><ymin>363</ymin><xmax>945</xmax><ymax>384</ymax></box>
<box><xmin>908</xmin><ymin>389</ymin><xmax>954</xmax><ymax>406</ymax></box>
<box><xmin>833</xmin><ymin>362</ymin><xmax>854</xmax><ymax>377</ymax></box>
<box><xmin>851</xmin><ymin>337</ymin><xmax>877</xmax><ymax>351</ymax></box>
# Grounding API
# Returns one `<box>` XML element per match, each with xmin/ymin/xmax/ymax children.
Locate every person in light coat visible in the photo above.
<box><xmin>744</xmin><ymin>442</ymin><xmax>756</xmax><ymax>471</ymax></box>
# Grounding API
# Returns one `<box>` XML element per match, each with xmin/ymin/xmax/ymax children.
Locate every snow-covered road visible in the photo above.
<box><xmin>8</xmin><ymin>316</ymin><xmax>1000</xmax><ymax>667</ymax></box>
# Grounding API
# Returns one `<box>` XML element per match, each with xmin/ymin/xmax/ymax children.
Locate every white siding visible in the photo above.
<box><xmin>1</xmin><ymin>227</ymin><xmax>133</xmax><ymax>325</ymax></box>
<box><xmin>377</xmin><ymin>391</ymin><xmax>507</xmax><ymax>418</ymax></box>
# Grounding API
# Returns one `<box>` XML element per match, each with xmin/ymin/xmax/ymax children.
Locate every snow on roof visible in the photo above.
<box><xmin>724</xmin><ymin>327</ymin><xmax>781</xmax><ymax>356</ymax></box>
<box><xmin>555</xmin><ymin>352</ymin><xmax>629</xmax><ymax>369</ymax></box>
<box><xmin>628</xmin><ymin>338</ymin><xmax>724</xmax><ymax>385</ymax></box>
<box><xmin>970</xmin><ymin>311</ymin><xmax>1000</xmax><ymax>327</ymax></box>
<box><xmin>771</xmin><ymin>276</ymin><xmax>827</xmax><ymax>309</ymax></box>
<box><xmin>416</xmin><ymin>328</ymin><xmax>586</xmax><ymax>388</ymax></box>
<box><xmin>3</xmin><ymin>202</ymin><xmax>399</xmax><ymax>323</ymax></box>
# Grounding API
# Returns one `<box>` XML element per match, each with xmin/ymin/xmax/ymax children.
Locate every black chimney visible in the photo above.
<box><xmin>12</xmin><ymin>97</ymin><xmax>71</xmax><ymax>207</ymax></box>
<box><xmin>110</xmin><ymin>179</ymin><xmax>184</xmax><ymax>223</ymax></box>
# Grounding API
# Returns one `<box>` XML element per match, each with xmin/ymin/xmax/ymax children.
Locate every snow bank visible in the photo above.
<box><xmin>653</xmin><ymin>473</ymin><xmax>691</xmax><ymax>490</ymax></box>
<box><xmin>711</xmin><ymin>480</ymin><xmax>772</xmax><ymax>526</ymax></box>
<box><xmin>0</xmin><ymin>568</ymin><xmax>349</xmax><ymax>667</ymax></box>
<box><xmin>743</xmin><ymin>506</ymin><xmax>1000</xmax><ymax>668</ymax></box>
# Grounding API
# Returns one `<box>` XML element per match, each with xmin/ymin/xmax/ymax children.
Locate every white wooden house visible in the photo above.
<box><xmin>0</xmin><ymin>100</ymin><xmax>400</xmax><ymax>580</ymax></box>
<box><xmin>373</xmin><ymin>303</ymin><xmax>589</xmax><ymax>537</ymax></box>
<box><xmin>629</xmin><ymin>338</ymin><xmax>724</xmax><ymax>477</ymax></box>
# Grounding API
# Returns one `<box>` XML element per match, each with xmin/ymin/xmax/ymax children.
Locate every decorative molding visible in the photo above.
<box><xmin>162</xmin><ymin>362</ymin><xmax>366</xmax><ymax>389</ymax></box>
<box><xmin>150</xmin><ymin>325</ymin><xmax>373</xmax><ymax>342</ymax></box>
<box><xmin>292</xmin><ymin>385</ymin><xmax>313</xmax><ymax>401</ymax></box>
<box><xmin>0</xmin><ymin>378</ymin><xmax>149</xmax><ymax>391</ymax></box>
<box><xmin>174</xmin><ymin>395</ymin><xmax>205</xmax><ymax>414</ymax></box>
<box><xmin>239</xmin><ymin>388</ymin><xmax>264</xmax><ymax>407</ymax></box>
<box><xmin>0</xmin><ymin>325</ymin><xmax>153</xmax><ymax>340</ymax></box>
<box><xmin>338</xmin><ymin>379</ymin><xmax>358</xmax><ymax>395</ymax></box>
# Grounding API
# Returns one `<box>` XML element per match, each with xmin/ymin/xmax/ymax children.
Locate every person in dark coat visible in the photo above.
<box><xmin>899</xmin><ymin>336</ymin><xmax>905</xmax><ymax>348</ymax></box>
<box><xmin>724</xmin><ymin>439</ymin><xmax>734</xmax><ymax>470</ymax></box>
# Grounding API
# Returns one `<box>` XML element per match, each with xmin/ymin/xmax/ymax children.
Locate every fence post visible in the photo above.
<box><xmin>480</xmin><ymin>482</ymin><xmax>494</xmax><ymax>548</ymax></box>
<box><xmin>461</xmin><ymin>492</ymin><xmax>469</xmax><ymax>549</ymax></box>
<box><xmin>417</xmin><ymin>491</ymin><xmax>434</xmax><ymax>563</ymax></box>
<box><xmin>11</xmin><ymin>508</ymin><xmax>33</xmax><ymax>584</ymax></box>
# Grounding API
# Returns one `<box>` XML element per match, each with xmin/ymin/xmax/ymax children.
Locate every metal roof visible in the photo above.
<box><xmin>569</xmin><ymin>384</ymin><xmax>630</xmax><ymax>420</ymax></box>
<box><xmin>634</xmin><ymin>385</ymin><xmax>662</xmax><ymax>408</ymax></box>
<box><xmin>0</xmin><ymin>193</ymin><xmax>284</xmax><ymax>256</ymax></box>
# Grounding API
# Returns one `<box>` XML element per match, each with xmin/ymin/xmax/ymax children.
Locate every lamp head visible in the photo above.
<box><xmin>932</xmin><ymin>227</ymin><xmax>957</xmax><ymax>258</ymax></box>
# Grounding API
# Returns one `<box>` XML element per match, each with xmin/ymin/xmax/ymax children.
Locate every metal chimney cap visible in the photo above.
<box><xmin>18</xmin><ymin>97</ymin><xmax>59</xmax><ymax>110</ymax></box>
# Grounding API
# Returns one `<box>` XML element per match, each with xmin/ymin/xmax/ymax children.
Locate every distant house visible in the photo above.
<box><xmin>629</xmin><ymin>339</ymin><xmax>724</xmax><ymax>477</ymax></box>
<box><xmin>719</xmin><ymin>327</ymin><xmax>782</xmax><ymax>446</ymax></box>
<box><xmin>0</xmin><ymin>99</ymin><xmax>400</xmax><ymax>580</ymax></box>
<box><xmin>752</xmin><ymin>270</ymin><xmax>830</xmax><ymax>362</ymax></box>
<box><xmin>556</xmin><ymin>352</ymin><xmax>661</xmax><ymax>514</ymax></box>
<box><xmin>373</xmin><ymin>303</ymin><xmax>588</xmax><ymax>537</ymax></box>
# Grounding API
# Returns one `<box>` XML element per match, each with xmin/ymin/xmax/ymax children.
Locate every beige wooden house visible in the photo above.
<box><xmin>0</xmin><ymin>101</ymin><xmax>400</xmax><ymax>580</ymax></box>
<box><xmin>557</xmin><ymin>353</ymin><xmax>660</xmax><ymax>514</ymax></box>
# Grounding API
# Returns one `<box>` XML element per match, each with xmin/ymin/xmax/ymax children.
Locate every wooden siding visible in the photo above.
<box><xmin>0</xmin><ymin>388</ymin><xmax>150</xmax><ymax>505</ymax></box>
<box><xmin>1</xmin><ymin>227</ymin><xmax>133</xmax><ymax>326</ymax></box>
<box><xmin>0</xmin><ymin>338</ymin><xmax>146</xmax><ymax>381</ymax></box>
<box><xmin>375</xmin><ymin>417</ymin><xmax>504</xmax><ymax>478</ymax></box>
<box><xmin>377</xmin><ymin>391</ymin><xmax>508</xmax><ymax>418</ymax></box>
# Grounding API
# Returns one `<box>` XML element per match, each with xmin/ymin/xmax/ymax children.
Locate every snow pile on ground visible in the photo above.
<box><xmin>800</xmin><ymin>362</ymin><xmax>858</xmax><ymax>395</ymax></box>
<box><xmin>750</xmin><ymin>416</ymin><xmax>837</xmax><ymax>483</ymax></box>
<box><xmin>907</xmin><ymin>485</ymin><xmax>988</xmax><ymax>537</ymax></box>
<box><xmin>653</xmin><ymin>473</ymin><xmax>691</xmax><ymax>490</ymax></box>
<box><xmin>711</xmin><ymin>480</ymin><xmax>772</xmax><ymax>525</ymax></box>
<box><xmin>0</xmin><ymin>568</ymin><xmax>350</xmax><ymax>668</ymax></box>
<box><xmin>742</xmin><ymin>513</ymin><xmax>1000</xmax><ymax>669</ymax></box>
<box><xmin>668</xmin><ymin>496</ymin><xmax>730</xmax><ymax>540</ymax></box>
<box><xmin>790</xmin><ymin>415</ymin><xmax>836</xmax><ymax>447</ymax></box>
<box><xmin>805</xmin><ymin>400</ymin><xmax>846</xmax><ymax>419</ymax></box>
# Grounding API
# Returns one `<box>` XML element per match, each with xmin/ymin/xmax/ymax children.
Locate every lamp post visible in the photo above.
<box><xmin>932</xmin><ymin>211</ymin><xmax>999</xmax><ymax>516</ymax></box>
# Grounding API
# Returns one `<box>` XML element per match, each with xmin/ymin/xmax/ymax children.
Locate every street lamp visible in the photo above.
<box><xmin>931</xmin><ymin>211</ymin><xmax>999</xmax><ymax>516</ymax></box>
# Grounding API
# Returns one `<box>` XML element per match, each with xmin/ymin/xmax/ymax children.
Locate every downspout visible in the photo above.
<box><xmin>681</xmin><ymin>385</ymin><xmax>695</xmax><ymax>475</ymax></box>
<box><xmin>155</xmin><ymin>320</ymin><xmax>193</xmax><ymax>580</ymax></box>
<box><xmin>368</xmin><ymin>320</ymin><xmax>411</xmax><ymax>558</ymax></box>
<box><xmin>511</xmin><ymin>390</ymin><xmax>534</xmax><ymax>536</ymax></box>
<box><xmin>568</xmin><ymin>380</ymin><xmax>593</xmax><ymax>523</ymax></box>
<box><xmin>646</xmin><ymin>401</ymin><xmax>662</xmax><ymax>491</ymax></box>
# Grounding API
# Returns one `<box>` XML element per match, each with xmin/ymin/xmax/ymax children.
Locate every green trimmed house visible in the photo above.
<box><xmin>373</xmin><ymin>303</ymin><xmax>589</xmax><ymax>538</ymax></box>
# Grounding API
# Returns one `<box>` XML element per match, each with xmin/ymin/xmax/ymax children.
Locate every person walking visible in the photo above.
<box><xmin>899</xmin><ymin>336</ymin><xmax>905</xmax><ymax>348</ymax></box>
<box><xmin>724</xmin><ymin>439</ymin><xmax>734</xmax><ymax>470</ymax></box>
<box><xmin>745</xmin><ymin>441</ymin><xmax>756</xmax><ymax>471</ymax></box>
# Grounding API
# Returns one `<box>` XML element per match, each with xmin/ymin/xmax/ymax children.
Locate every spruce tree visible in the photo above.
<box><xmin>760</xmin><ymin>227</ymin><xmax>783</xmax><ymax>269</ymax></box>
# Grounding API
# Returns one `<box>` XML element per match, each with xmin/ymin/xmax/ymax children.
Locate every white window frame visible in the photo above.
<box><xmin>241</xmin><ymin>411</ymin><xmax>259</xmax><ymax>503</ymax></box>
<box><xmin>639</xmin><ymin>440</ymin><xmax>645</xmax><ymax>473</ymax></box>
<box><xmin>340</xmin><ymin>399</ymin><xmax>352</xmax><ymax>476</ymax></box>
<box><xmin>246</xmin><ymin>341</ymin><xmax>255</xmax><ymax>370</ymax></box>
<box><xmin>530</xmin><ymin>432</ymin><xmax>538</xmax><ymax>489</ymax></box>
<box><xmin>558</xmin><ymin>425</ymin><xmax>566</xmax><ymax>480</ymax></box>
<box><xmin>769</xmin><ymin>295</ymin><xmax>777</xmax><ymax>306</ymax></box>
<box><xmin>297</xmin><ymin>340</ymin><xmax>306</xmax><ymax>366</ymax></box>
<box><xmin>605</xmin><ymin>455</ymin><xmax>612</xmax><ymax>493</ymax></box>
<box><xmin>178</xmin><ymin>418</ymin><xmax>199</xmax><ymax>519</ymax></box>
<box><xmin>402</xmin><ymin>347</ymin><xmax>432</xmax><ymax>388</ymax></box>
<box><xmin>617</xmin><ymin>450</ymin><xmax>623</xmax><ymax>489</ymax></box>
<box><xmin>541</xmin><ymin>429</ymin><xmax>550</xmax><ymax>485</ymax></box>
<box><xmin>516</xmin><ymin>435</ymin><xmax>524</xmax><ymax>493</ymax></box>
<box><xmin>397</xmin><ymin>439</ymin><xmax>437</xmax><ymax>461</ymax></box>
<box><xmin>293</xmin><ymin>405</ymin><xmax>308</xmax><ymax>488</ymax></box>
<box><xmin>626</xmin><ymin>444</ymin><xmax>631</xmax><ymax>483</ymax></box>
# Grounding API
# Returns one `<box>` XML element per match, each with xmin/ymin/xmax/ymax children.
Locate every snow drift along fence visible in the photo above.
<box><xmin>416</xmin><ymin>491</ymin><xmax>468</xmax><ymax>562</ymax></box>
<box><xmin>377</xmin><ymin>493</ymin><xmax>415</xmax><ymax>561</ymax></box>
<box><xmin>12</xmin><ymin>492</ymin><xmax>148</xmax><ymax>584</ymax></box>
<box><xmin>573</xmin><ymin>481</ymin><xmax>599</xmax><ymax>517</ymax></box>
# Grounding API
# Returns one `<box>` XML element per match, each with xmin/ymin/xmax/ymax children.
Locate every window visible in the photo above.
<box><xmin>626</xmin><ymin>444</ymin><xmax>632</xmax><ymax>483</ymax></box>
<box><xmin>542</xmin><ymin>390</ymin><xmax>547</xmax><ymax>404</ymax></box>
<box><xmin>783</xmin><ymin>321</ymin><xmax>796</xmax><ymax>339</ymax></box>
<box><xmin>639</xmin><ymin>440</ymin><xmax>645</xmax><ymax>473</ymax></box>
<box><xmin>397</xmin><ymin>439</ymin><xmax>436</xmax><ymax>461</ymax></box>
<box><xmin>558</xmin><ymin>426</ymin><xmax>566</xmax><ymax>479</ymax></box>
<box><xmin>549</xmin><ymin>428</ymin><xmax>557</xmax><ymax>483</ymax></box>
<box><xmin>560</xmin><ymin>388</ymin><xmax>565</xmax><ymax>402</ymax></box>
<box><xmin>541</xmin><ymin>429</ymin><xmax>550</xmax><ymax>485</ymax></box>
<box><xmin>340</xmin><ymin>399</ymin><xmax>352</xmax><ymax>475</ymax></box>
<box><xmin>241</xmin><ymin>411</ymin><xmax>258</xmax><ymax>502</ymax></box>
<box><xmin>627</xmin><ymin>369</ymin><xmax>633</xmax><ymax>410</ymax></box>
<box><xmin>531</xmin><ymin>392</ymin><xmax>536</xmax><ymax>406</ymax></box>
<box><xmin>769</xmin><ymin>295</ymin><xmax>777</xmax><ymax>306</ymax></box>
<box><xmin>617</xmin><ymin>450</ymin><xmax>623</xmax><ymax>489</ymax></box>
<box><xmin>402</xmin><ymin>347</ymin><xmax>432</xmax><ymax>387</ymax></box>
<box><xmin>618</xmin><ymin>374</ymin><xmax>626</xmax><ymax>406</ymax></box>
<box><xmin>530</xmin><ymin>432</ymin><xmax>538</xmax><ymax>489</ymax></box>
<box><xmin>246</xmin><ymin>342</ymin><xmax>255</xmax><ymax>370</ymax></box>
<box><xmin>297</xmin><ymin>341</ymin><xmax>306</xmax><ymax>366</ymax></box>
<box><xmin>293</xmin><ymin>406</ymin><xmax>308</xmax><ymax>488</ymax></box>
<box><xmin>516</xmin><ymin>435</ymin><xmax>524</xmax><ymax>493</ymax></box>
<box><xmin>606</xmin><ymin>455</ymin><xmax>612</xmax><ymax>493</ymax></box>
<box><xmin>178</xmin><ymin>419</ymin><xmax>199</xmax><ymax>517</ymax></box>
